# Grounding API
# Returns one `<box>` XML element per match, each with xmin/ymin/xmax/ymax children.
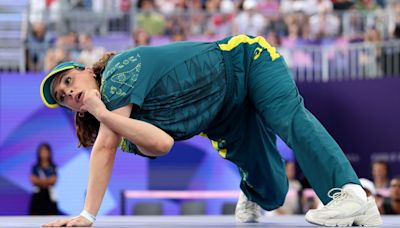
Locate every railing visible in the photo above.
<box><xmin>0</xmin><ymin>1</ymin><xmax>28</xmax><ymax>72</ymax></box>
<box><xmin>282</xmin><ymin>41</ymin><xmax>400</xmax><ymax>82</ymax></box>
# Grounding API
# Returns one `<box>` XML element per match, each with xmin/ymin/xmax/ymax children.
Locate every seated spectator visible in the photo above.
<box><xmin>266</xmin><ymin>31</ymin><xmax>281</xmax><ymax>47</ymax></box>
<box><xmin>136</xmin><ymin>0</ymin><xmax>166</xmax><ymax>36</ymax></box>
<box><xmin>207</xmin><ymin>0</ymin><xmax>235</xmax><ymax>37</ymax></box>
<box><xmin>26</xmin><ymin>21</ymin><xmax>51</xmax><ymax>72</ymax></box>
<box><xmin>205</xmin><ymin>0</ymin><xmax>221</xmax><ymax>13</ymax></box>
<box><xmin>258</xmin><ymin>0</ymin><xmax>280</xmax><ymax>16</ymax></box>
<box><xmin>132</xmin><ymin>28</ymin><xmax>152</xmax><ymax>47</ymax></box>
<box><xmin>233</xmin><ymin>0</ymin><xmax>266</xmax><ymax>36</ymax></box>
<box><xmin>78</xmin><ymin>34</ymin><xmax>106</xmax><ymax>66</ymax></box>
<box><xmin>355</xmin><ymin>0</ymin><xmax>380</xmax><ymax>11</ymax></box>
<box><xmin>29</xmin><ymin>143</ymin><xmax>59</xmax><ymax>215</ymax></box>
<box><xmin>170</xmin><ymin>29</ymin><xmax>187</xmax><ymax>42</ymax></box>
<box><xmin>372</xmin><ymin>160</ymin><xmax>390</xmax><ymax>197</ymax></box>
<box><xmin>44</xmin><ymin>36</ymin><xmax>71</xmax><ymax>71</ymax></box>
<box><xmin>309</xmin><ymin>8</ymin><xmax>340</xmax><ymax>41</ymax></box>
<box><xmin>65</xmin><ymin>31</ymin><xmax>81</xmax><ymax>61</ymax></box>
<box><xmin>332</xmin><ymin>0</ymin><xmax>354</xmax><ymax>10</ymax></box>
<box><xmin>379</xmin><ymin>176</ymin><xmax>400</xmax><ymax>214</ymax></box>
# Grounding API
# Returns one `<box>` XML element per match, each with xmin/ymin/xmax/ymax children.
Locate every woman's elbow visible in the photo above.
<box><xmin>155</xmin><ymin>137</ymin><xmax>174</xmax><ymax>156</ymax></box>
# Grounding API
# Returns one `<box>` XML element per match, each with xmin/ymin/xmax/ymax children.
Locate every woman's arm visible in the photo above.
<box><xmin>98</xmin><ymin>104</ymin><xmax>174</xmax><ymax>157</ymax></box>
<box><xmin>81</xmin><ymin>89</ymin><xmax>174</xmax><ymax>157</ymax></box>
<box><xmin>30</xmin><ymin>175</ymin><xmax>57</xmax><ymax>188</ymax></box>
<box><xmin>31</xmin><ymin>175</ymin><xmax>46</xmax><ymax>187</ymax></box>
<box><xmin>43</xmin><ymin>108</ymin><xmax>123</xmax><ymax>227</ymax></box>
<box><xmin>82</xmin><ymin>122</ymin><xmax>119</xmax><ymax>217</ymax></box>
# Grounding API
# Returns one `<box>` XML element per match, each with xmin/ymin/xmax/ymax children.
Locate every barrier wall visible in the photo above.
<box><xmin>1</xmin><ymin>73</ymin><xmax>399</xmax><ymax>215</ymax></box>
<box><xmin>297</xmin><ymin>78</ymin><xmax>400</xmax><ymax>179</ymax></box>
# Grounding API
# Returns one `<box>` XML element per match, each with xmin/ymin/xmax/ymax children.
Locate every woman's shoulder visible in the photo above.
<box><xmin>102</xmin><ymin>48</ymin><xmax>143</xmax><ymax>81</ymax></box>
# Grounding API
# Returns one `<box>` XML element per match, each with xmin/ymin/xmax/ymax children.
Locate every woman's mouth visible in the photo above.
<box><xmin>76</xmin><ymin>92</ymin><xmax>83</xmax><ymax>103</ymax></box>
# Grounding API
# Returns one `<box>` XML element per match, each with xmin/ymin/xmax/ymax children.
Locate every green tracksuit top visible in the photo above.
<box><xmin>100</xmin><ymin>41</ymin><xmax>228</xmax><ymax>153</ymax></box>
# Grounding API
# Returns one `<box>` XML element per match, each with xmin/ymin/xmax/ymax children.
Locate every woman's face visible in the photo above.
<box><xmin>39</xmin><ymin>147</ymin><xmax>50</xmax><ymax>161</ymax></box>
<box><xmin>52</xmin><ymin>68</ymin><xmax>99</xmax><ymax>112</ymax></box>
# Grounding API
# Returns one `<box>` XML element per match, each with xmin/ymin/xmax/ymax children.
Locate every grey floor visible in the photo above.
<box><xmin>1</xmin><ymin>215</ymin><xmax>399</xmax><ymax>227</ymax></box>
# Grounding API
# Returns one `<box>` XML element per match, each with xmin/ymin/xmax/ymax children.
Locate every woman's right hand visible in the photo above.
<box><xmin>81</xmin><ymin>89</ymin><xmax>107</xmax><ymax>121</ymax></box>
<box><xmin>42</xmin><ymin>216</ymin><xmax>93</xmax><ymax>227</ymax></box>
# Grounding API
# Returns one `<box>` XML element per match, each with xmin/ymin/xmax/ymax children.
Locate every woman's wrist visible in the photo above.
<box><xmin>96</xmin><ymin>107</ymin><xmax>109</xmax><ymax>122</ymax></box>
<box><xmin>80</xmin><ymin>210</ymin><xmax>96</xmax><ymax>223</ymax></box>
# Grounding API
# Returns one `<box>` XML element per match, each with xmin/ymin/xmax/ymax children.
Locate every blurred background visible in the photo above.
<box><xmin>0</xmin><ymin>0</ymin><xmax>399</xmax><ymax>218</ymax></box>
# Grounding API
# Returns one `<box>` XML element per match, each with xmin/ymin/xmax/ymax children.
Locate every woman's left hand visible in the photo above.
<box><xmin>81</xmin><ymin>89</ymin><xmax>107</xmax><ymax>120</ymax></box>
<box><xmin>42</xmin><ymin>216</ymin><xmax>93</xmax><ymax>227</ymax></box>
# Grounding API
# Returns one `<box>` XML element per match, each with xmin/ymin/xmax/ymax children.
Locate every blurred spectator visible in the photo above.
<box><xmin>258</xmin><ymin>0</ymin><xmax>280</xmax><ymax>16</ymax></box>
<box><xmin>136</xmin><ymin>0</ymin><xmax>166</xmax><ymax>35</ymax></box>
<box><xmin>205</xmin><ymin>0</ymin><xmax>221</xmax><ymax>13</ymax></box>
<box><xmin>170</xmin><ymin>29</ymin><xmax>187</xmax><ymax>42</ymax></box>
<box><xmin>78</xmin><ymin>34</ymin><xmax>106</xmax><ymax>66</ymax></box>
<box><xmin>343</xmin><ymin>8</ymin><xmax>367</xmax><ymax>42</ymax></box>
<box><xmin>65</xmin><ymin>31</ymin><xmax>81</xmax><ymax>61</ymax></box>
<box><xmin>372</xmin><ymin>160</ymin><xmax>390</xmax><ymax>196</ymax></box>
<box><xmin>120</xmin><ymin>0</ymin><xmax>133</xmax><ymax>32</ymax></box>
<box><xmin>44</xmin><ymin>36</ymin><xmax>71</xmax><ymax>71</ymax></box>
<box><xmin>375</xmin><ymin>0</ymin><xmax>386</xmax><ymax>8</ymax></box>
<box><xmin>207</xmin><ymin>0</ymin><xmax>236</xmax><ymax>36</ymax></box>
<box><xmin>266</xmin><ymin>31</ymin><xmax>281</xmax><ymax>47</ymax></box>
<box><xmin>132</xmin><ymin>28</ymin><xmax>152</xmax><ymax>47</ymax></box>
<box><xmin>313</xmin><ymin>0</ymin><xmax>334</xmax><ymax>14</ymax></box>
<box><xmin>188</xmin><ymin>0</ymin><xmax>208</xmax><ymax>35</ymax></box>
<box><xmin>26</xmin><ymin>21</ymin><xmax>51</xmax><ymax>72</ymax></box>
<box><xmin>332</xmin><ymin>0</ymin><xmax>354</xmax><ymax>10</ymax></box>
<box><xmin>309</xmin><ymin>8</ymin><xmax>340</xmax><ymax>40</ymax></box>
<box><xmin>281</xmin><ymin>16</ymin><xmax>301</xmax><ymax>47</ymax></box>
<box><xmin>165</xmin><ymin>15</ymin><xmax>188</xmax><ymax>37</ymax></box>
<box><xmin>355</xmin><ymin>0</ymin><xmax>380</xmax><ymax>11</ymax></box>
<box><xmin>155</xmin><ymin>0</ymin><xmax>176</xmax><ymax>15</ymax></box>
<box><xmin>29</xmin><ymin>143</ymin><xmax>59</xmax><ymax>215</ymax></box>
<box><xmin>280</xmin><ymin>0</ymin><xmax>315</xmax><ymax>16</ymax></box>
<box><xmin>379</xmin><ymin>176</ymin><xmax>400</xmax><ymax>214</ymax></box>
<box><xmin>29</xmin><ymin>0</ymin><xmax>61</xmax><ymax>24</ymax></box>
<box><xmin>233</xmin><ymin>0</ymin><xmax>266</xmax><ymax>35</ymax></box>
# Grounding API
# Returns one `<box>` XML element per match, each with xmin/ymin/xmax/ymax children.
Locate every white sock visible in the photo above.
<box><xmin>342</xmin><ymin>183</ymin><xmax>367</xmax><ymax>201</ymax></box>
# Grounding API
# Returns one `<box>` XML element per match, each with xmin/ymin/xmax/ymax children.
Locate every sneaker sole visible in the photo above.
<box><xmin>305</xmin><ymin>214</ymin><xmax>382</xmax><ymax>227</ymax></box>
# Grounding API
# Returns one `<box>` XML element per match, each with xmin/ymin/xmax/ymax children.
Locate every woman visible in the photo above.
<box><xmin>29</xmin><ymin>143</ymin><xmax>59</xmax><ymax>215</ymax></box>
<box><xmin>40</xmin><ymin>34</ymin><xmax>381</xmax><ymax>227</ymax></box>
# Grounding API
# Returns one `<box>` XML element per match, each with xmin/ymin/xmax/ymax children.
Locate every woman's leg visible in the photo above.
<box><xmin>225</xmin><ymin>105</ymin><xmax>289</xmax><ymax>211</ymax></box>
<box><xmin>247</xmin><ymin>52</ymin><xmax>360</xmax><ymax>205</ymax></box>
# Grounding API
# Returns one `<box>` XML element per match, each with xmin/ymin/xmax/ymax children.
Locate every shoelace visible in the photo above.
<box><xmin>326</xmin><ymin>188</ymin><xmax>348</xmax><ymax>207</ymax></box>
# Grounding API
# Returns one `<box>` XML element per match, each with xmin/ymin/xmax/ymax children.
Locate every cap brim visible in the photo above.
<box><xmin>40</xmin><ymin>66</ymin><xmax>76</xmax><ymax>108</ymax></box>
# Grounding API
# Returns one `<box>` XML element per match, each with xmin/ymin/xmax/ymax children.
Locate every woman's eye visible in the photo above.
<box><xmin>65</xmin><ymin>77</ymin><xmax>71</xmax><ymax>85</ymax></box>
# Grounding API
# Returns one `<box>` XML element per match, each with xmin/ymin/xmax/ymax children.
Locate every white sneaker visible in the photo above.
<box><xmin>305</xmin><ymin>188</ymin><xmax>382</xmax><ymax>227</ymax></box>
<box><xmin>235</xmin><ymin>191</ymin><xmax>262</xmax><ymax>223</ymax></box>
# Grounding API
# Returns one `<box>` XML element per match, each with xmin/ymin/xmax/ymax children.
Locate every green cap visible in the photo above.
<box><xmin>40</xmin><ymin>61</ymin><xmax>85</xmax><ymax>108</ymax></box>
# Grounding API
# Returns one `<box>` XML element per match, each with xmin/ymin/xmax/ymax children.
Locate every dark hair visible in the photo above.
<box><xmin>74</xmin><ymin>52</ymin><xmax>116</xmax><ymax>147</ymax></box>
<box><xmin>36</xmin><ymin>143</ymin><xmax>56</xmax><ymax>167</ymax></box>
